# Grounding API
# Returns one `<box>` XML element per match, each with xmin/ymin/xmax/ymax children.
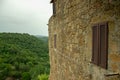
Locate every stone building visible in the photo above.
<box><xmin>48</xmin><ymin>0</ymin><xmax>120</xmax><ymax>80</ymax></box>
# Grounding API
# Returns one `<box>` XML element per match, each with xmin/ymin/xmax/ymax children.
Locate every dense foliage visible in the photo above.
<box><xmin>0</xmin><ymin>33</ymin><xmax>49</xmax><ymax>80</ymax></box>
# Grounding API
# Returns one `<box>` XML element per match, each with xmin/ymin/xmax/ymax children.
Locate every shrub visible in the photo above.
<box><xmin>38</xmin><ymin>74</ymin><xmax>49</xmax><ymax>80</ymax></box>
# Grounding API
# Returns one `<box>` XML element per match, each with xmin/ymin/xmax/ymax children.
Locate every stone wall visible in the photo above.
<box><xmin>48</xmin><ymin>0</ymin><xmax>120</xmax><ymax>80</ymax></box>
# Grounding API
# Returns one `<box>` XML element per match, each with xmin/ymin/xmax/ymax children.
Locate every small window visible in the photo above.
<box><xmin>54</xmin><ymin>34</ymin><xmax>57</xmax><ymax>48</ymax></box>
<box><xmin>92</xmin><ymin>22</ymin><xmax>108</xmax><ymax>69</ymax></box>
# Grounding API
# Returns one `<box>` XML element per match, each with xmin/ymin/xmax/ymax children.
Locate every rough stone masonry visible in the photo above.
<box><xmin>48</xmin><ymin>0</ymin><xmax>120</xmax><ymax>80</ymax></box>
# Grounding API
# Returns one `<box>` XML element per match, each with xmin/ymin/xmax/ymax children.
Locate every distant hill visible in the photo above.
<box><xmin>0</xmin><ymin>33</ymin><xmax>49</xmax><ymax>80</ymax></box>
<box><xmin>35</xmin><ymin>35</ymin><xmax>48</xmax><ymax>42</ymax></box>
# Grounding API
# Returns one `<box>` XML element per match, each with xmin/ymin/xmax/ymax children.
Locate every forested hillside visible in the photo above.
<box><xmin>0</xmin><ymin>33</ymin><xmax>49</xmax><ymax>80</ymax></box>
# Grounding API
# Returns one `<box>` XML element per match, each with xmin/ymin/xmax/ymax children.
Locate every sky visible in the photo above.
<box><xmin>0</xmin><ymin>0</ymin><xmax>52</xmax><ymax>36</ymax></box>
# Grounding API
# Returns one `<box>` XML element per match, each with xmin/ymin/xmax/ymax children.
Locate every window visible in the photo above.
<box><xmin>92</xmin><ymin>22</ymin><xmax>108</xmax><ymax>69</ymax></box>
<box><xmin>50</xmin><ymin>0</ymin><xmax>56</xmax><ymax>15</ymax></box>
<box><xmin>54</xmin><ymin>34</ymin><xmax>57</xmax><ymax>48</ymax></box>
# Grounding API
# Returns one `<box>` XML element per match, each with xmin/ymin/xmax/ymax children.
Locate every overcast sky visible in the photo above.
<box><xmin>0</xmin><ymin>0</ymin><xmax>52</xmax><ymax>36</ymax></box>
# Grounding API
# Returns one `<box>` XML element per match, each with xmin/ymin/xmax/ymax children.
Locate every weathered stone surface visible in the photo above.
<box><xmin>48</xmin><ymin>0</ymin><xmax>120</xmax><ymax>80</ymax></box>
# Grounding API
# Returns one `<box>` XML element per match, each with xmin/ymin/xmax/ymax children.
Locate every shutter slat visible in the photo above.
<box><xmin>92</xmin><ymin>26</ymin><xmax>99</xmax><ymax>65</ymax></box>
<box><xmin>99</xmin><ymin>23</ymin><xmax>108</xmax><ymax>69</ymax></box>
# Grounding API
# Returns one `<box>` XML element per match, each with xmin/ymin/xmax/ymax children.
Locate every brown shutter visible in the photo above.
<box><xmin>92</xmin><ymin>26</ymin><xmax>99</xmax><ymax>65</ymax></box>
<box><xmin>99</xmin><ymin>23</ymin><xmax>108</xmax><ymax>69</ymax></box>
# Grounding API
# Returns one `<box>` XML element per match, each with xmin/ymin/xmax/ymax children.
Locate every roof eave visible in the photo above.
<box><xmin>50</xmin><ymin>0</ymin><xmax>54</xmax><ymax>3</ymax></box>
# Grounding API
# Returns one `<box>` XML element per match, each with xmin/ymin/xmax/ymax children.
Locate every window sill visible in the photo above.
<box><xmin>90</xmin><ymin>61</ymin><xmax>108</xmax><ymax>70</ymax></box>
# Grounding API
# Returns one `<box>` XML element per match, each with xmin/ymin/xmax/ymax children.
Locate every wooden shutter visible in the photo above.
<box><xmin>99</xmin><ymin>23</ymin><xmax>108</xmax><ymax>69</ymax></box>
<box><xmin>92</xmin><ymin>22</ymin><xmax>108</xmax><ymax>69</ymax></box>
<box><xmin>92</xmin><ymin>25</ymin><xmax>99</xmax><ymax>65</ymax></box>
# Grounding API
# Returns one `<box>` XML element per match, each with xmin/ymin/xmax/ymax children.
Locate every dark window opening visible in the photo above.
<box><xmin>92</xmin><ymin>22</ymin><xmax>108</xmax><ymax>69</ymax></box>
<box><xmin>54</xmin><ymin>34</ymin><xmax>57</xmax><ymax>48</ymax></box>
